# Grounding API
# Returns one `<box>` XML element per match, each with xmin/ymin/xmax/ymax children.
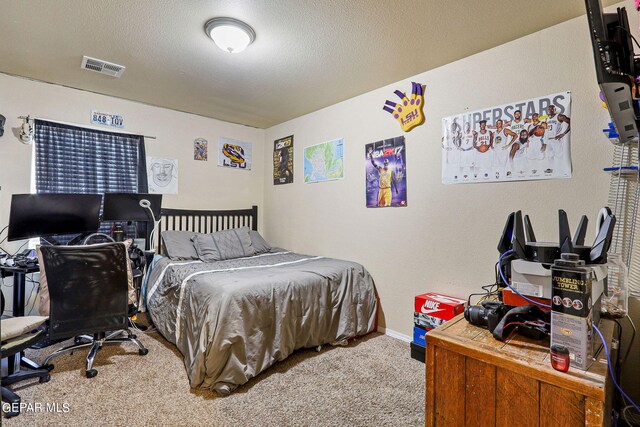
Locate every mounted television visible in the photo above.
<box><xmin>585</xmin><ymin>0</ymin><xmax>640</xmax><ymax>143</ymax></box>
<box><xmin>7</xmin><ymin>193</ymin><xmax>102</xmax><ymax>241</ymax></box>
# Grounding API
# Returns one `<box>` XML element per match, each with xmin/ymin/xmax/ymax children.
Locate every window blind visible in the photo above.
<box><xmin>35</xmin><ymin>120</ymin><xmax>147</xmax><ymax>194</ymax></box>
<box><xmin>34</xmin><ymin>119</ymin><xmax>148</xmax><ymax>242</ymax></box>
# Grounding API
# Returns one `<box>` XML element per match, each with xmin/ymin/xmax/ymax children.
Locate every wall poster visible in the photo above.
<box><xmin>303</xmin><ymin>138</ymin><xmax>344</xmax><ymax>183</ymax></box>
<box><xmin>273</xmin><ymin>135</ymin><xmax>293</xmax><ymax>185</ymax></box>
<box><xmin>194</xmin><ymin>138</ymin><xmax>208</xmax><ymax>161</ymax></box>
<box><xmin>442</xmin><ymin>91</ymin><xmax>571</xmax><ymax>184</ymax></box>
<box><xmin>147</xmin><ymin>157</ymin><xmax>178</xmax><ymax>194</ymax></box>
<box><xmin>365</xmin><ymin>136</ymin><xmax>407</xmax><ymax>207</ymax></box>
<box><xmin>218</xmin><ymin>137</ymin><xmax>252</xmax><ymax>170</ymax></box>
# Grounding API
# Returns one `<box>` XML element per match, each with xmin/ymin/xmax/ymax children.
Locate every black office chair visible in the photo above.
<box><xmin>38</xmin><ymin>242</ymin><xmax>148</xmax><ymax>378</ymax></box>
<box><xmin>1</xmin><ymin>296</ymin><xmax>51</xmax><ymax>418</ymax></box>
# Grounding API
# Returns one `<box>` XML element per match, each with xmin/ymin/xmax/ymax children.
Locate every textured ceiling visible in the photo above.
<box><xmin>0</xmin><ymin>0</ymin><xmax>619</xmax><ymax>128</ymax></box>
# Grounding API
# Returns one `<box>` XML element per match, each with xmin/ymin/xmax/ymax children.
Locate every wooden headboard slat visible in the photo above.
<box><xmin>156</xmin><ymin>206</ymin><xmax>258</xmax><ymax>254</ymax></box>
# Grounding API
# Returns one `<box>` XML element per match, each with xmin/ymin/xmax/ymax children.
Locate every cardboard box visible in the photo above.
<box><xmin>550</xmin><ymin>259</ymin><xmax>594</xmax><ymax>370</ymax></box>
<box><xmin>414</xmin><ymin>293</ymin><xmax>465</xmax><ymax>329</ymax></box>
<box><xmin>410</xmin><ymin>341</ymin><xmax>425</xmax><ymax>363</ymax></box>
<box><xmin>511</xmin><ymin>259</ymin><xmax>606</xmax><ymax>304</ymax></box>
<box><xmin>414</xmin><ymin>293</ymin><xmax>465</xmax><ymax>319</ymax></box>
<box><xmin>551</xmin><ymin>267</ymin><xmax>593</xmax><ymax>317</ymax></box>
<box><xmin>550</xmin><ymin>311</ymin><xmax>593</xmax><ymax>371</ymax></box>
<box><xmin>413</xmin><ymin>326</ymin><xmax>429</xmax><ymax>347</ymax></box>
<box><xmin>414</xmin><ymin>312</ymin><xmax>446</xmax><ymax>329</ymax></box>
<box><xmin>502</xmin><ymin>288</ymin><xmax>551</xmax><ymax>311</ymax></box>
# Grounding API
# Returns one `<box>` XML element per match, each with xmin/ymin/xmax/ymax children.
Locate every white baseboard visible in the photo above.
<box><xmin>378</xmin><ymin>326</ymin><xmax>412</xmax><ymax>343</ymax></box>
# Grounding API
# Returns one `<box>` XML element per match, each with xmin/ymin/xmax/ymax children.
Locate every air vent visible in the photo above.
<box><xmin>80</xmin><ymin>56</ymin><xmax>126</xmax><ymax>78</ymax></box>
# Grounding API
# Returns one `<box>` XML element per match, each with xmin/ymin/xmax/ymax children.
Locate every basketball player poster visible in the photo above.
<box><xmin>441</xmin><ymin>91</ymin><xmax>572</xmax><ymax>184</ymax></box>
<box><xmin>365</xmin><ymin>136</ymin><xmax>407</xmax><ymax>207</ymax></box>
<box><xmin>273</xmin><ymin>135</ymin><xmax>294</xmax><ymax>185</ymax></box>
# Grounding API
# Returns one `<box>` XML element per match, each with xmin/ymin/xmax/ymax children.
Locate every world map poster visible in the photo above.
<box><xmin>304</xmin><ymin>138</ymin><xmax>344</xmax><ymax>183</ymax></box>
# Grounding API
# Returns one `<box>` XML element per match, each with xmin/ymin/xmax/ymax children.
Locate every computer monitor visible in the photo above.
<box><xmin>102</xmin><ymin>193</ymin><xmax>162</xmax><ymax>222</ymax></box>
<box><xmin>7</xmin><ymin>193</ymin><xmax>102</xmax><ymax>241</ymax></box>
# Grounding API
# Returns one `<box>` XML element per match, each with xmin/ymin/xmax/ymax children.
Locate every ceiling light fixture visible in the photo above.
<box><xmin>204</xmin><ymin>17</ymin><xmax>256</xmax><ymax>54</ymax></box>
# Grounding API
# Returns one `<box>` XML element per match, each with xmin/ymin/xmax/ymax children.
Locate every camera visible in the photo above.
<box><xmin>464</xmin><ymin>301</ymin><xmax>512</xmax><ymax>333</ymax></box>
<box><xmin>465</xmin><ymin>300</ymin><xmax>550</xmax><ymax>341</ymax></box>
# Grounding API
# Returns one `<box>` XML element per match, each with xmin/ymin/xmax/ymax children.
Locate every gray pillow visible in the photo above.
<box><xmin>161</xmin><ymin>231</ymin><xmax>199</xmax><ymax>260</ymax></box>
<box><xmin>249</xmin><ymin>230</ymin><xmax>272</xmax><ymax>255</ymax></box>
<box><xmin>193</xmin><ymin>227</ymin><xmax>255</xmax><ymax>261</ymax></box>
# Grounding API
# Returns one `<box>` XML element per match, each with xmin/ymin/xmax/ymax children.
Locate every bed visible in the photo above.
<box><xmin>144</xmin><ymin>206</ymin><xmax>378</xmax><ymax>395</ymax></box>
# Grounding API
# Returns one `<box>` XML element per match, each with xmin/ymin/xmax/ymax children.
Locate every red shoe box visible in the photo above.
<box><xmin>502</xmin><ymin>288</ymin><xmax>551</xmax><ymax>311</ymax></box>
<box><xmin>414</xmin><ymin>293</ymin><xmax>465</xmax><ymax>328</ymax></box>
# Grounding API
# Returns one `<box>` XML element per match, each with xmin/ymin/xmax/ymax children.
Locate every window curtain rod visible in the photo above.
<box><xmin>18</xmin><ymin>115</ymin><xmax>156</xmax><ymax>140</ymax></box>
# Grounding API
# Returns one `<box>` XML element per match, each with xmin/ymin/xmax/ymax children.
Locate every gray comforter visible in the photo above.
<box><xmin>145</xmin><ymin>250</ymin><xmax>377</xmax><ymax>394</ymax></box>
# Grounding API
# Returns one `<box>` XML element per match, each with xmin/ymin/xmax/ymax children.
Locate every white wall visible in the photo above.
<box><xmin>0</xmin><ymin>3</ymin><xmax>630</xmax><ymax>331</ymax></box>
<box><xmin>0</xmin><ymin>73</ymin><xmax>265</xmax><ymax>313</ymax></box>
<box><xmin>263</xmin><ymin>9</ymin><xmax>618</xmax><ymax>336</ymax></box>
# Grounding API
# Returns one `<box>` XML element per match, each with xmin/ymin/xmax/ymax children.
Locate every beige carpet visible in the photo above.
<box><xmin>3</xmin><ymin>328</ymin><xmax>425</xmax><ymax>426</ymax></box>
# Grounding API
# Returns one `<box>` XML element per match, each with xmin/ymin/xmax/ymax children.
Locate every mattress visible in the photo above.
<box><xmin>145</xmin><ymin>250</ymin><xmax>377</xmax><ymax>394</ymax></box>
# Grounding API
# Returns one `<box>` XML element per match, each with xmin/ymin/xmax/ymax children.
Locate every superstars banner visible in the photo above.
<box><xmin>273</xmin><ymin>135</ymin><xmax>293</xmax><ymax>185</ymax></box>
<box><xmin>365</xmin><ymin>136</ymin><xmax>407</xmax><ymax>207</ymax></box>
<box><xmin>441</xmin><ymin>91</ymin><xmax>572</xmax><ymax>184</ymax></box>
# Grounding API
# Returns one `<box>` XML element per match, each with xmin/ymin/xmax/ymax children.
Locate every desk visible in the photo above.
<box><xmin>1</xmin><ymin>264</ymin><xmax>41</xmax><ymax>373</ymax></box>
<box><xmin>1</xmin><ymin>264</ymin><xmax>39</xmax><ymax>317</ymax></box>
<box><xmin>425</xmin><ymin>314</ymin><xmax>614</xmax><ymax>427</ymax></box>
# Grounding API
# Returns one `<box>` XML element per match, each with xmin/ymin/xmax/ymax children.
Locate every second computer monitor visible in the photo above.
<box><xmin>102</xmin><ymin>193</ymin><xmax>162</xmax><ymax>222</ymax></box>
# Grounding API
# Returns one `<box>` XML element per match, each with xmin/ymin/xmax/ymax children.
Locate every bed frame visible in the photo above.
<box><xmin>155</xmin><ymin>206</ymin><xmax>258</xmax><ymax>254</ymax></box>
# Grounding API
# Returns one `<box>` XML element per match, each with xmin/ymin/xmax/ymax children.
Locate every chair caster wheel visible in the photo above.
<box><xmin>86</xmin><ymin>369</ymin><xmax>98</xmax><ymax>378</ymax></box>
<box><xmin>45</xmin><ymin>364</ymin><xmax>55</xmax><ymax>371</ymax></box>
<box><xmin>139</xmin><ymin>348</ymin><xmax>149</xmax><ymax>356</ymax></box>
<box><xmin>40</xmin><ymin>373</ymin><xmax>51</xmax><ymax>383</ymax></box>
<box><xmin>130</xmin><ymin>334</ymin><xmax>137</xmax><ymax>339</ymax></box>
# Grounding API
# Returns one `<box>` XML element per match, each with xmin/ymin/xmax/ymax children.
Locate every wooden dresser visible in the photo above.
<box><xmin>425</xmin><ymin>314</ymin><xmax>614</xmax><ymax>427</ymax></box>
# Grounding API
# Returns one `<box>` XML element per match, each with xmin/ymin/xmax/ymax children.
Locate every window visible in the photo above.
<box><xmin>34</xmin><ymin>120</ymin><xmax>148</xmax><ymax>242</ymax></box>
